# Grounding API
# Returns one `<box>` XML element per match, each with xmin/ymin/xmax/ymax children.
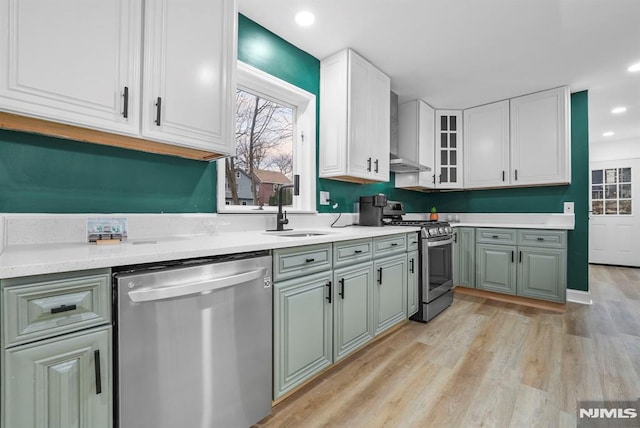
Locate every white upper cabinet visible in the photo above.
<box><xmin>395</xmin><ymin>100</ymin><xmax>435</xmax><ymax>190</ymax></box>
<box><xmin>0</xmin><ymin>0</ymin><xmax>236</xmax><ymax>157</ymax></box>
<box><xmin>141</xmin><ymin>0</ymin><xmax>236</xmax><ymax>153</ymax></box>
<box><xmin>319</xmin><ymin>49</ymin><xmax>391</xmax><ymax>183</ymax></box>
<box><xmin>435</xmin><ymin>110</ymin><xmax>464</xmax><ymax>189</ymax></box>
<box><xmin>0</xmin><ymin>0</ymin><xmax>142</xmax><ymax>136</ymax></box>
<box><xmin>463</xmin><ymin>100</ymin><xmax>510</xmax><ymax>188</ymax></box>
<box><xmin>510</xmin><ymin>87</ymin><xmax>571</xmax><ymax>186</ymax></box>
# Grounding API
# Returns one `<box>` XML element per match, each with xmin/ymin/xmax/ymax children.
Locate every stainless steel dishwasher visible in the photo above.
<box><xmin>113</xmin><ymin>251</ymin><xmax>272</xmax><ymax>428</ymax></box>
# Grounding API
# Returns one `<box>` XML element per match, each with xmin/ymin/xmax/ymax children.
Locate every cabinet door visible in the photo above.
<box><xmin>333</xmin><ymin>263</ymin><xmax>374</xmax><ymax>362</ymax></box>
<box><xmin>347</xmin><ymin>51</ymin><xmax>375</xmax><ymax>179</ymax></box>
<box><xmin>273</xmin><ymin>272</ymin><xmax>333</xmax><ymax>399</ymax></box>
<box><xmin>517</xmin><ymin>247</ymin><xmax>566</xmax><ymax>302</ymax></box>
<box><xmin>0</xmin><ymin>0</ymin><xmax>141</xmax><ymax>136</ymax></box>
<box><xmin>407</xmin><ymin>250</ymin><xmax>419</xmax><ymax>316</ymax></box>
<box><xmin>3</xmin><ymin>326</ymin><xmax>112</xmax><ymax>428</ymax></box>
<box><xmin>368</xmin><ymin>64</ymin><xmax>391</xmax><ymax>182</ymax></box>
<box><xmin>435</xmin><ymin>110</ymin><xmax>463</xmax><ymax>188</ymax></box>
<box><xmin>373</xmin><ymin>254</ymin><xmax>407</xmax><ymax>335</ymax></box>
<box><xmin>463</xmin><ymin>101</ymin><xmax>510</xmax><ymax>188</ymax></box>
<box><xmin>476</xmin><ymin>243</ymin><xmax>517</xmax><ymax>295</ymax></box>
<box><xmin>455</xmin><ymin>228</ymin><xmax>476</xmax><ymax>288</ymax></box>
<box><xmin>510</xmin><ymin>87</ymin><xmax>570</xmax><ymax>186</ymax></box>
<box><xmin>141</xmin><ymin>0</ymin><xmax>236</xmax><ymax>154</ymax></box>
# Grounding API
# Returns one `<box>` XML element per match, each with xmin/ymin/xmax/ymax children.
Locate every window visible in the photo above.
<box><xmin>591</xmin><ymin>167</ymin><xmax>632</xmax><ymax>215</ymax></box>
<box><xmin>217</xmin><ymin>62</ymin><xmax>316</xmax><ymax>213</ymax></box>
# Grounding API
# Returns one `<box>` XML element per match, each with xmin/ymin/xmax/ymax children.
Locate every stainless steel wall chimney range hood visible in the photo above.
<box><xmin>389</xmin><ymin>91</ymin><xmax>431</xmax><ymax>173</ymax></box>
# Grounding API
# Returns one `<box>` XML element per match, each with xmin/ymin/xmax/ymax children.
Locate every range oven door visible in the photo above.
<box><xmin>421</xmin><ymin>234</ymin><xmax>454</xmax><ymax>303</ymax></box>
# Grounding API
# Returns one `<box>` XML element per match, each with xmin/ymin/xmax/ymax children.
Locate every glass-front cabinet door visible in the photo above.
<box><xmin>435</xmin><ymin>110</ymin><xmax>463</xmax><ymax>188</ymax></box>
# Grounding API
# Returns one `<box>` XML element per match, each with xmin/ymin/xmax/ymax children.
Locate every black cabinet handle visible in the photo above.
<box><xmin>439</xmin><ymin>174</ymin><xmax>442</xmax><ymax>184</ymax></box>
<box><xmin>502</xmin><ymin>170</ymin><xmax>505</xmax><ymax>182</ymax></box>
<box><xmin>51</xmin><ymin>304</ymin><xmax>77</xmax><ymax>314</ymax></box>
<box><xmin>94</xmin><ymin>350</ymin><xmax>102</xmax><ymax>395</ymax></box>
<box><xmin>339</xmin><ymin>278</ymin><xmax>345</xmax><ymax>299</ymax></box>
<box><xmin>305</xmin><ymin>258</ymin><xmax>315</xmax><ymax>263</ymax></box>
<box><xmin>537</xmin><ymin>237</ymin><xmax>544</xmax><ymax>241</ymax></box>
<box><xmin>492</xmin><ymin>235</ymin><xmax>499</xmax><ymax>239</ymax></box>
<box><xmin>374</xmin><ymin>159</ymin><xmax>379</xmax><ymax>173</ymax></box>
<box><xmin>391</xmin><ymin>243</ymin><xmax>399</xmax><ymax>247</ymax></box>
<box><xmin>511</xmin><ymin>251</ymin><xmax>514</xmax><ymax>263</ymax></box>
<box><xmin>515</xmin><ymin>169</ymin><xmax>518</xmax><ymax>181</ymax></box>
<box><xmin>378</xmin><ymin>267</ymin><xmax>383</xmax><ymax>284</ymax></box>
<box><xmin>453</xmin><ymin>233</ymin><xmax>457</xmax><ymax>243</ymax></box>
<box><xmin>410</xmin><ymin>258</ymin><xmax>415</xmax><ymax>273</ymax></box>
<box><xmin>155</xmin><ymin>97</ymin><xmax>162</xmax><ymax>126</ymax></box>
<box><xmin>367</xmin><ymin>157</ymin><xmax>372</xmax><ymax>172</ymax></box>
<box><xmin>122</xmin><ymin>86</ymin><xmax>129</xmax><ymax>118</ymax></box>
<box><xmin>432</xmin><ymin>174</ymin><xmax>436</xmax><ymax>184</ymax></box>
<box><xmin>519</xmin><ymin>251</ymin><xmax>522</xmax><ymax>263</ymax></box>
<box><xmin>354</xmin><ymin>250</ymin><xmax>363</xmax><ymax>254</ymax></box>
<box><xmin>325</xmin><ymin>281</ymin><xmax>332</xmax><ymax>303</ymax></box>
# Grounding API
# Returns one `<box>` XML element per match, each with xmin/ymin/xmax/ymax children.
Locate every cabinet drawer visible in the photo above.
<box><xmin>3</xmin><ymin>272</ymin><xmax>111</xmax><ymax>347</ymax></box>
<box><xmin>476</xmin><ymin>228</ymin><xmax>517</xmax><ymax>245</ymax></box>
<box><xmin>273</xmin><ymin>244</ymin><xmax>333</xmax><ymax>281</ymax></box>
<box><xmin>333</xmin><ymin>238</ymin><xmax>373</xmax><ymax>268</ymax></box>
<box><xmin>407</xmin><ymin>233</ymin><xmax>419</xmax><ymax>251</ymax></box>
<box><xmin>517</xmin><ymin>229</ymin><xmax>567</xmax><ymax>248</ymax></box>
<box><xmin>373</xmin><ymin>234</ymin><xmax>407</xmax><ymax>257</ymax></box>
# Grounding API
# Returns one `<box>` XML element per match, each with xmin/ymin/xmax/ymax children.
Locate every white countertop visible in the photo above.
<box><xmin>0</xmin><ymin>225</ymin><xmax>420</xmax><ymax>279</ymax></box>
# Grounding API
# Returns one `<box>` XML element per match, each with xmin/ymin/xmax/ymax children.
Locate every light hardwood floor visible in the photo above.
<box><xmin>257</xmin><ymin>264</ymin><xmax>640</xmax><ymax>427</ymax></box>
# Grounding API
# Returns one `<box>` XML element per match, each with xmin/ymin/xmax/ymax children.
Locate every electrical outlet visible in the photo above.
<box><xmin>564</xmin><ymin>202</ymin><xmax>574</xmax><ymax>214</ymax></box>
<box><xmin>320</xmin><ymin>191</ymin><xmax>330</xmax><ymax>205</ymax></box>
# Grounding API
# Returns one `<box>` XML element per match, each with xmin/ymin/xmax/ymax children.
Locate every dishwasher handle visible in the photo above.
<box><xmin>127</xmin><ymin>268</ymin><xmax>267</xmax><ymax>303</ymax></box>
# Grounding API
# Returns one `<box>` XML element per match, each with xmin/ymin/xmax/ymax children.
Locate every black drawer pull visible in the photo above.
<box><xmin>511</xmin><ymin>251</ymin><xmax>514</xmax><ymax>263</ymax></box>
<box><xmin>374</xmin><ymin>158</ymin><xmax>379</xmax><ymax>173</ymax></box>
<box><xmin>51</xmin><ymin>304</ymin><xmax>77</xmax><ymax>314</ymax></box>
<box><xmin>354</xmin><ymin>250</ymin><xmax>363</xmax><ymax>254</ymax></box>
<box><xmin>367</xmin><ymin>157</ymin><xmax>372</xmax><ymax>172</ymax></box>
<box><xmin>391</xmin><ymin>243</ymin><xmax>399</xmax><ymax>246</ymax></box>
<box><xmin>305</xmin><ymin>258</ymin><xmax>315</xmax><ymax>263</ymax></box>
<box><xmin>410</xmin><ymin>258</ymin><xmax>415</xmax><ymax>273</ymax></box>
<box><xmin>155</xmin><ymin>96</ymin><xmax>162</xmax><ymax>126</ymax></box>
<box><xmin>519</xmin><ymin>251</ymin><xmax>522</xmax><ymax>263</ymax></box>
<box><xmin>122</xmin><ymin>86</ymin><xmax>129</xmax><ymax>118</ymax></box>
<box><xmin>502</xmin><ymin>170</ymin><xmax>505</xmax><ymax>182</ymax></box>
<box><xmin>515</xmin><ymin>169</ymin><xmax>518</xmax><ymax>181</ymax></box>
<box><xmin>492</xmin><ymin>235</ymin><xmax>499</xmax><ymax>239</ymax></box>
<box><xmin>378</xmin><ymin>267</ymin><xmax>383</xmax><ymax>284</ymax></box>
<box><xmin>537</xmin><ymin>237</ymin><xmax>544</xmax><ymax>241</ymax></box>
<box><xmin>325</xmin><ymin>281</ymin><xmax>332</xmax><ymax>303</ymax></box>
<box><xmin>339</xmin><ymin>278</ymin><xmax>345</xmax><ymax>299</ymax></box>
<box><xmin>94</xmin><ymin>350</ymin><xmax>102</xmax><ymax>395</ymax></box>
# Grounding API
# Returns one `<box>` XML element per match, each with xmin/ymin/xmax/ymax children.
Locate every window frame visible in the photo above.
<box><xmin>217</xmin><ymin>61</ymin><xmax>316</xmax><ymax>213</ymax></box>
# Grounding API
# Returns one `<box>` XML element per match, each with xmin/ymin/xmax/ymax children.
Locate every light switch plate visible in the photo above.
<box><xmin>320</xmin><ymin>191</ymin><xmax>330</xmax><ymax>205</ymax></box>
<box><xmin>564</xmin><ymin>202</ymin><xmax>574</xmax><ymax>214</ymax></box>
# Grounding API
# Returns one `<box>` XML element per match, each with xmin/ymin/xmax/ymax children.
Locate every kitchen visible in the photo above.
<box><xmin>1</xmin><ymin>0</ymin><xmax>639</xmax><ymax>427</ymax></box>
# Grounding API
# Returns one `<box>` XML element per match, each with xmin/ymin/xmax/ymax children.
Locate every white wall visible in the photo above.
<box><xmin>591</xmin><ymin>138</ymin><xmax>640</xmax><ymax>162</ymax></box>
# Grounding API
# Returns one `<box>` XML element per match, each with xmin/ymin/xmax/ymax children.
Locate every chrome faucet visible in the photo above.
<box><xmin>271</xmin><ymin>174</ymin><xmax>300</xmax><ymax>232</ymax></box>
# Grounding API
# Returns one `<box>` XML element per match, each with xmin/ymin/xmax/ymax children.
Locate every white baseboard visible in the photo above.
<box><xmin>566</xmin><ymin>289</ymin><xmax>592</xmax><ymax>305</ymax></box>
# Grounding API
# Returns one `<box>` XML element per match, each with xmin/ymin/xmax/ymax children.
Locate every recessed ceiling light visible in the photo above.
<box><xmin>611</xmin><ymin>106</ymin><xmax>627</xmax><ymax>114</ymax></box>
<box><xmin>628</xmin><ymin>62</ymin><xmax>640</xmax><ymax>72</ymax></box>
<box><xmin>295</xmin><ymin>11</ymin><xmax>315</xmax><ymax>27</ymax></box>
<box><xmin>603</xmin><ymin>131</ymin><xmax>615</xmax><ymax>137</ymax></box>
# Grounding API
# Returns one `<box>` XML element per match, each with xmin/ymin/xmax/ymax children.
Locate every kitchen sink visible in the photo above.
<box><xmin>264</xmin><ymin>230</ymin><xmax>333</xmax><ymax>237</ymax></box>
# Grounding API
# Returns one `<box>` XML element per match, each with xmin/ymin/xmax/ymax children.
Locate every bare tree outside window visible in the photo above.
<box><xmin>225</xmin><ymin>89</ymin><xmax>294</xmax><ymax>207</ymax></box>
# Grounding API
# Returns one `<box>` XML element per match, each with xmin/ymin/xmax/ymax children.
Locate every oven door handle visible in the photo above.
<box><xmin>426</xmin><ymin>237</ymin><xmax>454</xmax><ymax>247</ymax></box>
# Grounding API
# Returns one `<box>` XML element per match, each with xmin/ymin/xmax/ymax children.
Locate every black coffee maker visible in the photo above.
<box><xmin>358</xmin><ymin>194</ymin><xmax>388</xmax><ymax>226</ymax></box>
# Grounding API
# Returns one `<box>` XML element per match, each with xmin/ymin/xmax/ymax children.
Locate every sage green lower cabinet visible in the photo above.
<box><xmin>517</xmin><ymin>247</ymin><xmax>567</xmax><ymax>302</ymax></box>
<box><xmin>333</xmin><ymin>262</ymin><xmax>374</xmax><ymax>362</ymax></box>
<box><xmin>273</xmin><ymin>271</ymin><xmax>333</xmax><ymax>399</ymax></box>
<box><xmin>407</xmin><ymin>250</ymin><xmax>419</xmax><ymax>316</ymax></box>
<box><xmin>3</xmin><ymin>326</ymin><xmax>112</xmax><ymax>428</ymax></box>
<box><xmin>373</xmin><ymin>254</ymin><xmax>407</xmax><ymax>335</ymax></box>
<box><xmin>454</xmin><ymin>227</ymin><xmax>476</xmax><ymax>288</ymax></box>
<box><xmin>476</xmin><ymin>243</ymin><xmax>517</xmax><ymax>295</ymax></box>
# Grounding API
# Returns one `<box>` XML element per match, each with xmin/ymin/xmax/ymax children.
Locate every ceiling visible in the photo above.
<box><xmin>238</xmin><ymin>0</ymin><xmax>640</xmax><ymax>146</ymax></box>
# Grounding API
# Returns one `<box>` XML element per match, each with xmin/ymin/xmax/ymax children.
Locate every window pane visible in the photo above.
<box><xmin>605</xmin><ymin>201</ymin><xmax>618</xmax><ymax>215</ymax></box>
<box><xmin>440</xmin><ymin>168</ymin><xmax>448</xmax><ymax>183</ymax></box>
<box><xmin>450</xmin><ymin>150</ymin><xmax>457</xmax><ymax>165</ymax></box>
<box><xmin>441</xmin><ymin>151</ymin><xmax>448</xmax><ymax>166</ymax></box>
<box><xmin>450</xmin><ymin>115</ymin><xmax>457</xmax><ymax>131</ymax></box>
<box><xmin>226</xmin><ymin>89</ymin><xmax>294</xmax><ymax>207</ymax></box>
<box><xmin>450</xmin><ymin>167</ymin><xmax>457</xmax><ymax>183</ymax></box>
<box><xmin>619</xmin><ymin>168</ymin><xmax>631</xmax><ymax>183</ymax></box>
<box><xmin>441</xmin><ymin>115</ymin><xmax>448</xmax><ymax>131</ymax></box>
<box><xmin>591</xmin><ymin>169</ymin><xmax>603</xmax><ymax>185</ymax></box>
<box><xmin>605</xmin><ymin>185</ymin><xmax>617</xmax><ymax>199</ymax></box>
<box><xmin>450</xmin><ymin>133</ymin><xmax>457</xmax><ymax>148</ymax></box>
<box><xmin>592</xmin><ymin>185</ymin><xmax>603</xmax><ymax>200</ymax></box>
<box><xmin>619</xmin><ymin>200</ymin><xmax>632</xmax><ymax>215</ymax></box>
<box><xmin>592</xmin><ymin>201</ymin><xmax>603</xmax><ymax>215</ymax></box>
<box><xmin>605</xmin><ymin>169</ymin><xmax>617</xmax><ymax>184</ymax></box>
<box><xmin>620</xmin><ymin>183</ymin><xmax>632</xmax><ymax>198</ymax></box>
<box><xmin>441</xmin><ymin>133</ymin><xmax>448</xmax><ymax>148</ymax></box>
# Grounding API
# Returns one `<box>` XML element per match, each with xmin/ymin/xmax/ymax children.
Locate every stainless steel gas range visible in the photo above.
<box><xmin>384</xmin><ymin>202</ymin><xmax>454</xmax><ymax>322</ymax></box>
